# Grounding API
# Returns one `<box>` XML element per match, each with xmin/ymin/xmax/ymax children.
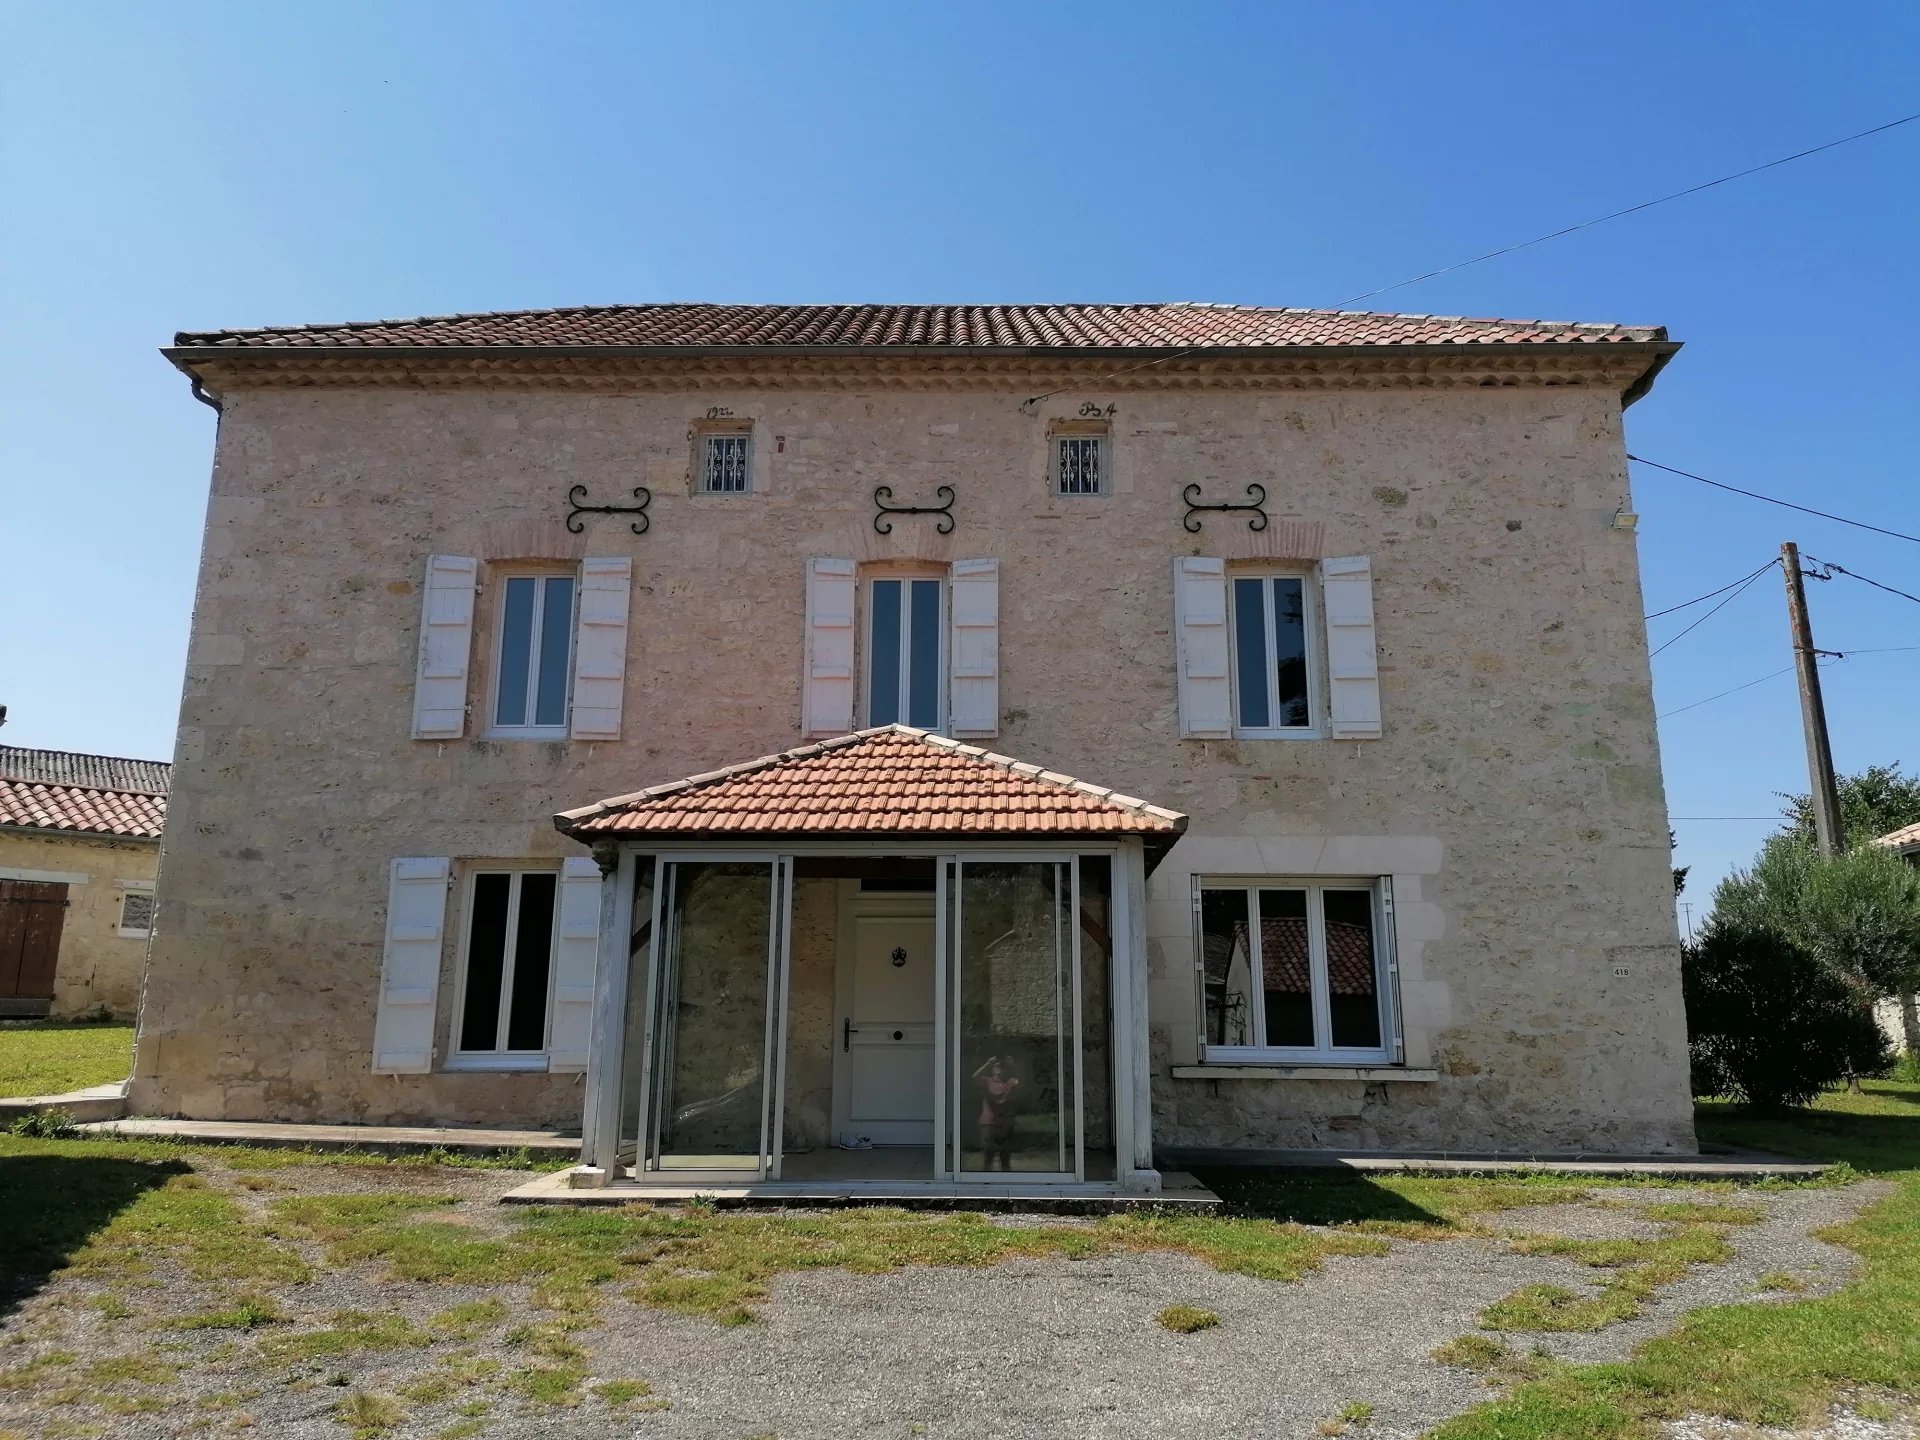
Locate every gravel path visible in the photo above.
<box><xmin>0</xmin><ymin>1165</ymin><xmax>1892</xmax><ymax>1440</ymax></box>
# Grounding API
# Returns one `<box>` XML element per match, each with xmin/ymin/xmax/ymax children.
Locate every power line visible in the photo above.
<box><xmin>1629</xmin><ymin>455</ymin><xmax>1920</xmax><ymax>545</ymax></box>
<box><xmin>1646</xmin><ymin>559</ymin><xmax>1778</xmax><ymax>620</ymax></box>
<box><xmin>1333</xmin><ymin>111</ymin><xmax>1920</xmax><ymax>307</ymax></box>
<box><xmin>1657</xmin><ymin>666</ymin><xmax>1795</xmax><ymax>718</ymax></box>
<box><xmin>1803</xmin><ymin>555</ymin><xmax>1920</xmax><ymax>606</ymax></box>
<box><xmin>1649</xmin><ymin>560</ymin><xmax>1778</xmax><ymax>657</ymax></box>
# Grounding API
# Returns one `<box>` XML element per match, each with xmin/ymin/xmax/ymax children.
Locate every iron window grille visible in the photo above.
<box><xmin>701</xmin><ymin>433</ymin><xmax>752</xmax><ymax>493</ymax></box>
<box><xmin>1056</xmin><ymin>435</ymin><xmax>1106</xmax><ymax>496</ymax></box>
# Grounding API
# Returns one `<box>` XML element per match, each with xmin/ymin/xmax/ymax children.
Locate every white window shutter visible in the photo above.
<box><xmin>570</xmin><ymin>557</ymin><xmax>632</xmax><ymax>741</ymax></box>
<box><xmin>547</xmin><ymin>856</ymin><xmax>603</xmax><ymax>1073</ymax></box>
<box><xmin>1173</xmin><ymin>557</ymin><xmax>1233</xmax><ymax>739</ymax></box>
<box><xmin>412</xmin><ymin>555</ymin><xmax>478</xmax><ymax>739</ymax></box>
<box><xmin>1323</xmin><ymin>555</ymin><xmax>1383</xmax><ymax>739</ymax></box>
<box><xmin>947</xmin><ymin>558</ymin><xmax>1000</xmax><ymax>738</ymax></box>
<box><xmin>803</xmin><ymin>558</ymin><xmax>857</xmax><ymax>736</ymax></box>
<box><xmin>372</xmin><ymin>857</ymin><xmax>450</xmax><ymax>1074</ymax></box>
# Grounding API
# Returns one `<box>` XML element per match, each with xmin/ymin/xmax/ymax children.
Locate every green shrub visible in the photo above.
<box><xmin>9</xmin><ymin>1108</ymin><xmax>76</xmax><ymax>1138</ymax></box>
<box><xmin>1684</xmin><ymin>921</ymin><xmax>1892</xmax><ymax>1108</ymax></box>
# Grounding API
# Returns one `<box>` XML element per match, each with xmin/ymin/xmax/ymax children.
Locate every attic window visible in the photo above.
<box><xmin>1051</xmin><ymin>420</ymin><xmax>1109</xmax><ymax>496</ymax></box>
<box><xmin>700</xmin><ymin>431</ymin><xmax>752</xmax><ymax>494</ymax></box>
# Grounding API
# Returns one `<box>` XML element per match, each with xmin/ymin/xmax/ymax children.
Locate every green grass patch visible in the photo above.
<box><xmin>258</xmin><ymin>1309</ymin><xmax>431</xmax><ymax>1361</ymax></box>
<box><xmin>1429</xmin><ymin>1079</ymin><xmax>1920</xmax><ymax>1438</ymax></box>
<box><xmin>593</xmin><ymin>1378</ymin><xmax>654</xmax><ymax>1404</ymax></box>
<box><xmin>67</xmin><ymin>1173</ymin><xmax>311</xmax><ymax>1285</ymax></box>
<box><xmin>1635</xmin><ymin>1201</ymin><xmax>1764</xmax><ymax>1225</ymax></box>
<box><xmin>335</xmin><ymin>1390</ymin><xmax>406</xmax><ymax>1436</ymax></box>
<box><xmin>0</xmin><ymin>1022</ymin><xmax>133</xmax><ymax>1098</ymax></box>
<box><xmin>428</xmin><ymin>1298</ymin><xmax>507</xmax><ymax>1340</ymax></box>
<box><xmin>503</xmin><ymin>1363</ymin><xmax>585</xmax><ymax>1407</ymax></box>
<box><xmin>1157</xmin><ymin>1304</ymin><xmax>1219</xmax><ymax>1333</ymax></box>
<box><xmin>1196</xmin><ymin>1168</ymin><xmax>1593</xmax><ymax>1238</ymax></box>
<box><xmin>169</xmin><ymin>1292</ymin><xmax>285</xmax><ymax>1330</ymax></box>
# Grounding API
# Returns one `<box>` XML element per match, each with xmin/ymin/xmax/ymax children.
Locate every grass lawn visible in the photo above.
<box><xmin>1429</xmin><ymin>1078</ymin><xmax>1920</xmax><ymax>1439</ymax></box>
<box><xmin>0</xmin><ymin>1022</ymin><xmax>134</xmax><ymax>1098</ymax></box>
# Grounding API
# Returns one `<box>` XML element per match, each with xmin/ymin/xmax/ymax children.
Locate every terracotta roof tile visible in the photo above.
<box><xmin>1876</xmin><ymin>822</ymin><xmax>1920</xmax><ymax>854</ymax></box>
<box><xmin>555</xmin><ymin>727</ymin><xmax>1185</xmax><ymax>842</ymax></box>
<box><xmin>175</xmin><ymin>302</ymin><xmax>1665</xmax><ymax>352</ymax></box>
<box><xmin>0</xmin><ymin>777</ymin><xmax>166</xmax><ymax>841</ymax></box>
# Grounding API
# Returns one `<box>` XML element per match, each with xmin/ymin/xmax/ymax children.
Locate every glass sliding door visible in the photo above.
<box><xmin>642</xmin><ymin>858</ymin><xmax>792</xmax><ymax>1176</ymax></box>
<box><xmin>944</xmin><ymin>858</ymin><xmax>1082</xmax><ymax>1181</ymax></box>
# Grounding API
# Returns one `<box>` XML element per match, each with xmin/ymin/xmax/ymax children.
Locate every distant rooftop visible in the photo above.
<box><xmin>0</xmin><ymin>745</ymin><xmax>169</xmax><ymax>842</ymax></box>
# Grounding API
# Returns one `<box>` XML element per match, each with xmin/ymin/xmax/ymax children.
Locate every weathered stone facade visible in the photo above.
<box><xmin>0</xmin><ymin>829</ymin><xmax>156</xmax><ymax>1018</ymax></box>
<box><xmin>136</xmin><ymin>359</ymin><xmax>1693</xmax><ymax>1153</ymax></box>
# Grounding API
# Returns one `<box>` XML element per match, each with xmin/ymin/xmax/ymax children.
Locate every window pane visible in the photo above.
<box><xmin>120</xmin><ymin>892</ymin><xmax>155</xmax><ymax>932</ymax></box>
<box><xmin>1323</xmin><ymin>889</ymin><xmax>1382</xmax><ymax>1049</ymax></box>
<box><xmin>462</xmin><ymin>873</ymin><xmax>512</xmax><ymax>1051</ymax></box>
<box><xmin>1258</xmin><ymin>888</ymin><xmax>1315</xmax><ymax>1047</ymax></box>
<box><xmin>1272</xmin><ymin>578</ymin><xmax>1310</xmax><ymax>728</ymax></box>
<box><xmin>1198</xmin><ymin>888</ymin><xmax>1254</xmax><ymax>1046</ymax></box>
<box><xmin>907</xmin><ymin>579</ymin><xmax>941</xmax><ymax>728</ymax></box>
<box><xmin>704</xmin><ymin>434</ymin><xmax>750</xmax><ymax>492</ymax></box>
<box><xmin>1232</xmin><ymin>577</ymin><xmax>1270</xmax><ymax>730</ymax></box>
<box><xmin>868</xmin><ymin>580</ymin><xmax>901</xmax><ymax>725</ymax></box>
<box><xmin>533</xmin><ymin>576</ymin><xmax>574</xmax><ymax>727</ymax></box>
<box><xmin>1058</xmin><ymin>436</ymin><xmax>1102</xmax><ymax>494</ymax></box>
<box><xmin>495</xmin><ymin>578</ymin><xmax>536</xmax><ymax>727</ymax></box>
<box><xmin>506</xmin><ymin>873</ymin><xmax>557</xmax><ymax>1050</ymax></box>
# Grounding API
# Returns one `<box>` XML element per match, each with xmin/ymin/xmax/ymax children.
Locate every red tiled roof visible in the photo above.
<box><xmin>555</xmin><ymin>727</ymin><xmax>1185</xmax><ymax>842</ymax></box>
<box><xmin>175</xmin><ymin>302</ymin><xmax>1665</xmax><ymax>352</ymax></box>
<box><xmin>1877</xmin><ymin>822</ymin><xmax>1920</xmax><ymax>855</ymax></box>
<box><xmin>0</xmin><ymin>778</ymin><xmax>166</xmax><ymax>841</ymax></box>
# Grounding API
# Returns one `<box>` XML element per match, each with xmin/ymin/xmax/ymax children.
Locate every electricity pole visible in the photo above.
<box><xmin>1781</xmin><ymin>542</ymin><xmax>1844</xmax><ymax>856</ymax></box>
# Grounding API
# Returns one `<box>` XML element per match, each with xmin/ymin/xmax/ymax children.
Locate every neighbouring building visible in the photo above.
<box><xmin>0</xmin><ymin>745</ymin><xmax>168</xmax><ymax>1019</ymax></box>
<box><xmin>137</xmin><ymin>302</ymin><xmax>1694</xmax><ymax>1195</ymax></box>
<box><xmin>1875</xmin><ymin>822</ymin><xmax>1920</xmax><ymax>1056</ymax></box>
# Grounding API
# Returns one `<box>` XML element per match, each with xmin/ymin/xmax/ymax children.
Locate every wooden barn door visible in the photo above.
<box><xmin>0</xmin><ymin>880</ymin><xmax>68</xmax><ymax>1012</ymax></box>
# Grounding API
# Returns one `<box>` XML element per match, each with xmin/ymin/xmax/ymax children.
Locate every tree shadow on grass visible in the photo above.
<box><xmin>0</xmin><ymin>1153</ymin><xmax>188</xmax><ymax>1317</ymax></box>
<box><xmin>1191</xmin><ymin>1167</ymin><xmax>1452</xmax><ymax>1228</ymax></box>
<box><xmin>1697</xmin><ymin>1086</ymin><xmax>1920</xmax><ymax>1177</ymax></box>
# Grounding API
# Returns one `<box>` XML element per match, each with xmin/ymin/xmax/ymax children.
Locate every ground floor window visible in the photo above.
<box><xmin>1196</xmin><ymin>878</ymin><xmax>1395</xmax><ymax>1062</ymax></box>
<box><xmin>455</xmin><ymin>868</ymin><xmax>559</xmax><ymax>1063</ymax></box>
<box><xmin>118</xmin><ymin>886</ymin><xmax>155</xmax><ymax>938</ymax></box>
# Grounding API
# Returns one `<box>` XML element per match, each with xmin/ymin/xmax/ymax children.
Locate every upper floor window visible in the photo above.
<box><xmin>701</xmin><ymin>431</ymin><xmax>752</xmax><ymax>493</ymax></box>
<box><xmin>866</xmin><ymin>575</ymin><xmax>945</xmax><ymax>730</ymax></box>
<box><xmin>1197</xmin><ymin>878</ymin><xmax>1394</xmax><ymax>1064</ymax></box>
<box><xmin>454</xmin><ymin>868</ymin><xmax>558</xmax><ymax>1065</ymax></box>
<box><xmin>491</xmin><ymin>574</ymin><xmax>575</xmax><ymax>737</ymax></box>
<box><xmin>1230</xmin><ymin>572</ymin><xmax>1317</xmax><ymax>736</ymax></box>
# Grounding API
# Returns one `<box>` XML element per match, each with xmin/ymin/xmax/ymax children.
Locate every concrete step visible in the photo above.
<box><xmin>0</xmin><ymin>1083</ymin><xmax>129</xmax><ymax>1125</ymax></box>
<box><xmin>72</xmin><ymin>1116</ymin><xmax>578</xmax><ymax>1159</ymax></box>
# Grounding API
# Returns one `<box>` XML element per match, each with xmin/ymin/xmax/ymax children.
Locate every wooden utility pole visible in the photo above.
<box><xmin>1781</xmin><ymin>541</ymin><xmax>1845</xmax><ymax>856</ymax></box>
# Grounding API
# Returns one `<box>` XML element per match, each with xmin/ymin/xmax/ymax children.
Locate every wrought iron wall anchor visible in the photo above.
<box><xmin>565</xmin><ymin>484</ymin><xmax>651</xmax><ymax>535</ymax></box>
<box><xmin>1182</xmin><ymin>482</ymin><xmax>1268</xmax><ymax>533</ymax></box>
<box><xmin>873</xmin><ymin>484</ymin><xmax>955</xmax><ymax>535</ymax></box>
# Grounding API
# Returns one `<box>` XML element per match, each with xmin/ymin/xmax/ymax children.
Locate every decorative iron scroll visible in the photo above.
<box><xmin>1182</xmin><ymin>481</ymin><xmax>1268</xmax><ymax>533</ymax></box>
<box><xmin>565</xmin><ymin>484</ymin><xmax>651</xmax><ymax>535</ymax></box>
<box><xmin>873</xmin><ymin>484</ymin><xmax>955</xmax><ymax>535</ymax></box>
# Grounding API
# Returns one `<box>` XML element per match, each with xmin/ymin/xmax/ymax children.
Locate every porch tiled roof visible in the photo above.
<box><xmin>0</xmin><ymin>778</ymin><xmax>167</xmax><ymax>841</ymax></box>
<box><xmin>555</xmin><ymin>727</ymin><xmax>1186</xmax><ymax>843</ymax></box>
<box><xmin>1877</xmin><ymin>822</ymin><xmax>1920</xmax><ymax>855</ymax></box>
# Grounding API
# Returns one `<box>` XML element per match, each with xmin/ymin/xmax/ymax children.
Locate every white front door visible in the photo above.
<box><xmin>833</xmin><ymin>898</ymin><xmax>936</xmax><ymax>1147</ymax></box>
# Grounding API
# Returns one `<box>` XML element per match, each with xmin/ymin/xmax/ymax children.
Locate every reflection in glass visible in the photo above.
<box><xmin>1232</xmin><ymin>577</ymin><xmax>1269</xmax><ymax>730</ymax></box>
<box><xmin>957</xmin><ymin>862</ymin><xmax>1074</xmax><ymax>1175</ymax></box>
<box><xmin>1323</xmin><ymin>888</ymin><xmax>1382</xmax><ymax>1049</ymax></box>
<box><xmin>868</xmin><ymin>580</ymin><xmax>902</xmax><ymax>725</ymax></box>
<box><xmin>652</xmin><ymin>863</ymin><xmax>772</xmax><ymax>1166</ymax></box>
<box><xmin>1200</xmin><ymin>887</ymin><xmax>1253</xmax><ymax>1045</ymax></box>
<box><xmin>1258</xmin><ymin>888</ymin><xmax>1313</xmax><ymax>1047</ymax></box>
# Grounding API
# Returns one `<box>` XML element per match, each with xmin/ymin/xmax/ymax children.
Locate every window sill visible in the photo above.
<box><xmin>1171</xmin><ymin>1064</ymin><xmax>1439</xmax><ymax>1083</ymax></box>
<box><xmin>442</xmin><ymin>1055</ymin><xmax>551</xmax><ymax>1073</ymax></box>
<box><xmin>481</xmin><ymin>731</ymin><xmax>571</xmax><ymax>743</ymax></box>
<box><xmin>116</xmin><ymin>929</ymin><xmax>152</xmax><ymax>940</ymax></box>
<box><xmin>1228</xmin><ymin>731</ymin><xmax>1326</xmax><ymax>743</ymax></box>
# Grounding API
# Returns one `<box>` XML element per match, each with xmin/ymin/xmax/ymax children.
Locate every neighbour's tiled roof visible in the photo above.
<box><xmin>555</xmin><ymin>727</ymin><xmax>1186</xmax><ymax>842</ymax></box>
<box><xmin>0</xmin><ymin>746</ymin><xmax>170</xmax><ymax>796</ymax></box>
<box><xmin>175</xmin><ymin>302</ymin><xmax>1666</xmax><ymax>351</ymax></box>
<box><xmin>1877</xmin><ymin>822</ymin><xmax>1920</xmax><ymax>855</ymax></box>
<box><xmin>0</xmin><ymin>746</ymin><xmax>170</xmax><ymax>842</ymax></box>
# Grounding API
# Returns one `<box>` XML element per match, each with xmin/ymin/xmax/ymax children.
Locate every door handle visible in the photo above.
<box><xmin>843</xmin><ymin>1017</ymin><xmax>852</xmax><ymax>1053</ymax></box>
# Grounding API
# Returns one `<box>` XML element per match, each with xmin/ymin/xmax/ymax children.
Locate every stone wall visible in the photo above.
<box><xmin>0</xmin><ymin>829</ymin><xmax>156</xmax><ymax>1018</ymax></box>
<box><xmin>134</xmin><ymin>376</ymin><xmax>1693</xmax><ymax>1153</ymax></box>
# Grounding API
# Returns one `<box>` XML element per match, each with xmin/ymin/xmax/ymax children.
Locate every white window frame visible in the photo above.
<box><xmin>117</xmin><ymin>884</ymin><xmax>155</xmax><ymax>939</ymax></box>
<box><xmin>699</xmin><ymin>430</ymin><xmax>753</xmax><ymax>494</ymax></box>
<box><xmin>1054</xmin><ymin>432</ymin><xmax>1108</xmax><ymax>496</ymax></box>
<box><xmin>1229</xmin><ymin>568</ymin><xmax>1323</xmax><ymax>740</ymax></box>
<box><xmin>863</xmin><ymin>571</ymin><xmax>948</xmax><ymax>731</ymax></box>
<box><xmin>447</xmin><ymin>865</ymin><xmax>563</xmax><ymax>1071</ymax></box>
<box><xmin>1194</xmin><ymin>876</ymin><xmax>1398</xmax><ymax>1065</ymax></box>
<box><xmin>486</xmin><ymin>571</ymin><xmax>577</xmax><ymax>740</ymax></box>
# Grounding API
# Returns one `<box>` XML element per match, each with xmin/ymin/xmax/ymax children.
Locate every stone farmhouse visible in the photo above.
<box><xmin>138</xmin><ymin>302</ymin><xmax>1692</xmax><ymax>1197</ymax></box>
<box><xmin>0</xmin><ymin>745</ymin><xmax>168</xmax><ymax>1018</ymax></box>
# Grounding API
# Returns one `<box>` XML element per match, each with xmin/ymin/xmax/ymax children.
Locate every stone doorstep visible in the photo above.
<box><xmin>501</xmin><ymin>1167</ymin><xmax>1224</xmax><ymax>1214</ymax></box>
<box><xmin>70</xmin><ymin>1116</ymin><xmax>579</xmax><ymax>1159</ymax></box>
<box><xmin>0</xmin><ymin>1083</ymin><xmax>129</xmax><ymax>1125</ymax></box>
<box><xmin>1157</xmin><ymin>1146</ymin><xmax>1829</xmax><ymax>1181</ymax></box>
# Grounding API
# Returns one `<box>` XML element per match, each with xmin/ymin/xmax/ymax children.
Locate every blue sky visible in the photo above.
<box><xmin>2</xmin><ymin>2</ymin><xmax>1915</xmax><ymax>912</ymax></box>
